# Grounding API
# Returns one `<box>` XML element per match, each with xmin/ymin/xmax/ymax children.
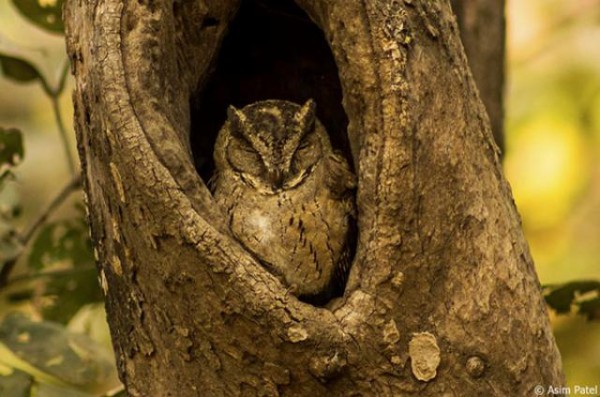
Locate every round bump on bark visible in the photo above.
<box><xmin>466</xmin><ymin>355</ymin><xmax>486</xmax><ymax>378</ymax></box>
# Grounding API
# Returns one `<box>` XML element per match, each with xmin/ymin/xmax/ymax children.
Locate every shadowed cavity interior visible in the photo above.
<box><xmin>190</xmin><ymin>0</ymin><xmax>350</xmax><ymax>182</ymax></box>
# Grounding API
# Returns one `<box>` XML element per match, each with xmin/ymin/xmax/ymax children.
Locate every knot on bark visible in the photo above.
<box><xmin>308</xmin><ymin>350</ymin><xmax>348</xmax><ymax>382</ymax></box>
<box><xmin>466</xmin><ymin>355</ymin><xmax>486</xmax><ymax>378</ymax></box>
<box><xmin>408</xmin><ymin>332</ymin><xmax>440</xmax><ymax>382</ymax></box>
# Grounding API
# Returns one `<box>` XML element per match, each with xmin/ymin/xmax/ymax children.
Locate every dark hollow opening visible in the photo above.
<box><xmin>190</xmin><ymin>0</ymin><xmax>351</xmax><ymax>182</ymax></box>
<box><xmin>189</xmin><ymin>0</ymin><xmax>354</xmax><ymax>306</ymax></box>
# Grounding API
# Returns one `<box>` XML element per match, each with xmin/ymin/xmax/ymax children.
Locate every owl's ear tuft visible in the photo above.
<box><xmin>296</xmin><ymin>99</ymin><xmax>317</xmax><ymax>134</ymax></box>
<box><xmin>227</xmin><ymin>105</ymin><xmax>247</xmax><ymax>134</ymax></box>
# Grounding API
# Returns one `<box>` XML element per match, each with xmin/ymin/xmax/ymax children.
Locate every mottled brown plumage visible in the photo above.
<box><xmin>212</xmin><ymin>99</ymin><xmax>356</xmax><ymax>303</ymax></box>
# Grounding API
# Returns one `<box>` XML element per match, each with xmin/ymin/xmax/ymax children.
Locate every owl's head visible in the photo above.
<box><xmin>216</xmin><ymin>99</ymin><xmax>330</xmax><ymax>191</ymax></box>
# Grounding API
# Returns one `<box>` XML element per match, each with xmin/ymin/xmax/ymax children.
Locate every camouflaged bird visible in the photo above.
<box><xmin>212</xmin><ymin>99</ymin><xmax>356</xmax><ymax>304</ymax></box>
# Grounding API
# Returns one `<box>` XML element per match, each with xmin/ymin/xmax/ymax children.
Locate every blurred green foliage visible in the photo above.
<box><xmin>0</xmin><ymin>313</ymin><xmax>118</xmax><ymax>396</ymax></box>
<box><xmin>506</xmin><ymin>0</ymin><xmax>600</xmax><ymax>386</ymax></box>
<box><xmin>544</xmin><ymin>281</ymin><xmax>600</xmax><ymax>320</ymax></box>
<box><xmin>0</xmin><ymin>55</ymin><xmax>42</xmax><ymax>84</ymax></box>
<box><xmin>0</xmin><ymin>128</ymin><xmax>24</xmax><ymax>184</ymax></box>
<box><xmin>0</xmin><ymin>2</ymin><xmax>122</xmax><ymax>396</ymax></box>
<box><xmin>11</xmin><ymin>0</ymin><xmax>65</xmax><ymax>34</ymax></box>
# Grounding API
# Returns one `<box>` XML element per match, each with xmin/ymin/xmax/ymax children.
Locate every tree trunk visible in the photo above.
<box><xmin>64</xmin><ymin>0</ymin><xmax>563</xmax><ymax>396</ymax></box>
<box><xmin>451</xmin><ymin>0</ymin><xmax>506</xmax><ymax>153</ymax></box>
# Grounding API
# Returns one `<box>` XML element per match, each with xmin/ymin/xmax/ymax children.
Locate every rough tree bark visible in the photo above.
<box><xmin>451</xmin><ymin>0</ymin><xmax>505</xmax><ymax>152</ymax></box>
<box><xmin>64</xmin><ymin>0</ymin><xmax>563</xmax><ymax>396</ymax></box>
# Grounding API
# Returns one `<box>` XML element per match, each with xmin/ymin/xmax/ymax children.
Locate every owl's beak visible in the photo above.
<box><xmin>268</xmin><ymin>169</ymin><xmax>285</xmax><ymax>189</ymax></box>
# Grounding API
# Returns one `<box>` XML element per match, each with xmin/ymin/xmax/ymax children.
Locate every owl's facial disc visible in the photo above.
<box><xmin>225</xmin><ymin>100</ymin><xmax>323</xmax><ymax>192</ymax></box>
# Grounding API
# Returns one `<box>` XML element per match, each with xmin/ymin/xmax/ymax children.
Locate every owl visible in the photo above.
<box><xmin>212</xmin><ymin>99</ymin><xmax>356</xmax><ymax>304</ymax></box>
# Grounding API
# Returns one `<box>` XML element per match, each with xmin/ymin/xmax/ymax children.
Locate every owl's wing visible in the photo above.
<box><xmin>332</xmin><ymin>209</ymin><xmax>357</xmax><ymax>299</ymax></box>
<box><xmin>299</xmin><ymin>207</ymin><xmax>356</xmax><ymax>307</ymax></box>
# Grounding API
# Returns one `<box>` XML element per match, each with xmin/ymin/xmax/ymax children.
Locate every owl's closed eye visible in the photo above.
<box><xmin>226</xmin><ymin>134</ymin><xmax>264</xmax><ymax>177</ymax></box>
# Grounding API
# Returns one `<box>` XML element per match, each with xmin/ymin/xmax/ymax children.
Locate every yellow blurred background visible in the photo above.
<box><xmin>0</xmin><ymin>0</ymin><xmax>598</xmax><ymax>387</ymax></box>
<box><xmin>506</xmin><ymin>0</ymin><xmax>600</xmax><ymax>386</ymax></box>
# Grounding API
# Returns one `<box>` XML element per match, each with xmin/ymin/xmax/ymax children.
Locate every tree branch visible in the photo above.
<box><xmin>0</xmin><ymin>175</ymin><xmax>82</xmax><ymax>288</ymax></box>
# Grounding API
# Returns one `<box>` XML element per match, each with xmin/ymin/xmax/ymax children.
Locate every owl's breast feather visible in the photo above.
<box><xmin>246</xmin><ymin>209</ymin><xmax>275</xmax><ymax>244</ymax></box>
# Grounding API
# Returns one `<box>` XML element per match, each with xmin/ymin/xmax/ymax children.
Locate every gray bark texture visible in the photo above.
<box><xmin>64</xmin><ymin>0</ymin><xmax>563</xmax><ymax>396</ymax></box>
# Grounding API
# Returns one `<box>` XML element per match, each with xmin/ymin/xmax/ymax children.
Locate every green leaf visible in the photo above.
<box><xmin>0</xmin><ymin>230</ymin><xmax>22</xmax><ymax>269</ymax></box>
<box><xmin>5</xmin><ymin>289</ymin><xmax>35</xmax><ymax>304</ymax></box>
<box><xmin>578</xmin><ymin>296</ymin><xmax>600</xmax><ymax>321</ymax></box>
<box><xmin>0</xmin><ymin>128</ymin><xmax>24</xmax><ymax>193</ymax></box>
<box><xmin>68</xmin><ymin>304</ymin><xmax>113</xmax><ymax>349</ymax></box>
<box><xmin>11</xmin><ymin>0</ymin><xmax>65</xmax><ymax>34</ymax></box>
<box><xmin>0</xmin><ymin>367</ymin><xmax>33</xmax><ymax>397</ymax></box>
<box><xmin>0</xmin><ymin>128</ymin><xmax>24</xmax><ymax>170</ymax></box>
<box><xmin>0</xmin><ymin>313</ymin><xmax>118</xmax><ymax>391</ymax></box>
<box><xmin>0</xmin><ymin>170</ymin><xmax>15</xmax><ymax>187</ymax></box>
<box><xmin>105</xmin><ymin>389</ymin><xmax>127</xmax><ymax>397</ymax></box>
<box><xmin>36</xmin><ymin>382</ymin><xmax>95</xmax><ymax>397</ymax></box>
<box><xmin>543</xmin><ymin>280</ymin><xmax>600</xmax><ymax>317</ymax></box>
<box><xmin>42</xmin><ymin>268</ymin><xmax>104</xmax><ymax>324</ymax></box>
<box><xmin>1</xmin><ymin>268</ymin><xmax>104</xmax><ymax>325</ymax></box>
<box><xmin>27</xmin><ymin>223</ymin><xmax>55</xmax><ymax>271</ymax></box>
<box><xmin>28</xmin><ymin>216</ymin><xmax>94</xmax><ymax>271</ymax></box>
<box><xmin>24</xmin><ymin>211</ymin><xmax>100</xmax><ymax>323</ymax></box>
<box><xmin>0</xmin><ymin>54</ymin><xmax>42</xmax><ymax>83</ymax></box>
